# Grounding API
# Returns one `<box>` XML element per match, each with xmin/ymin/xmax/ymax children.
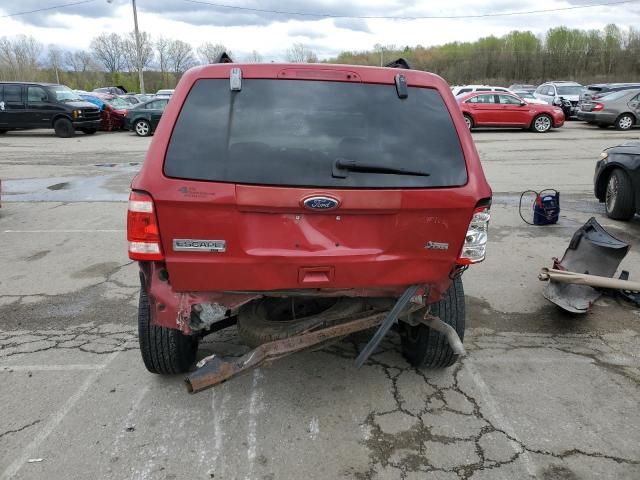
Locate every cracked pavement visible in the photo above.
<box><xmin>1</xmin><ymin>125</ymin><xmax>640</xmax><ymax>479</ymax></box>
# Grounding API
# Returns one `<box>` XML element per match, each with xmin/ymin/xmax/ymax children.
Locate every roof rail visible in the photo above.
<box><xmin>216</xmin><ymin>52</ymin><xmax>233</xmax><ymax>64</ymax></box>
<box><xmin>384</xmin><ymin>58</ymin><xmax>412</xmax><ymax>70</ymax></box>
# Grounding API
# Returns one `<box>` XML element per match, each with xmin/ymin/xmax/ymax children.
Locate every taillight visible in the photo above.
<box><xmin>593</xmin><ymin>103</ymin><xmax>604</xmax><ymax>111</ymax></box>
<box><xmin>457</xmin><ymin>206</ymin><xmax>490</xmax><ymax>265</ymax></box>
<box><xmin>127</xmin><ymin>191</ymin><xmax>163</xmax><ymax>261</ymax></box>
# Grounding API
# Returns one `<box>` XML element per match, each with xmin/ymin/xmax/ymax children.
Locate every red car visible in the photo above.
<box><xmin>128</xmin><ymin>60</ymin><xmax>492</xmax><ymax>380</ymax></box>
<box><xmin>458</xmin><ymin>91</ymin><xmax>565</xmax><ymax>132</ymax></box>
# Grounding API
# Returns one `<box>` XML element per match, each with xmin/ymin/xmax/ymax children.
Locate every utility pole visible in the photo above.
<box><xmin>131</xmin><ymin>0</ymin><xmax>145</xmax><ymax>94</ymax></box>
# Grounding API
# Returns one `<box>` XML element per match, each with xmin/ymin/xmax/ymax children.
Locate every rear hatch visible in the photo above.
<box><xmin>151</xmin><ymin>72</ymin><xmax>481</xmax><ymax>292</ymax></box>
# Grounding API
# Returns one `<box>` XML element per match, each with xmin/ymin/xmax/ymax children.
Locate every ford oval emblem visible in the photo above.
<box><xmin>303</xmin><ymin>196</ymin><xmax>340</xmax><ymax>211</ymax></box>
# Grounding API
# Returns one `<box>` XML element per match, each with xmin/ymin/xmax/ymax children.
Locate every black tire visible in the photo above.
<box><xmin>81</xmin><ymin>128</ymin><xmax>97</xmax><ymax>135</ymax></box>
<box><xmin>0</xmin><ymin>129</ymin><xmax>7</xmax><ymax>134</ymax></box>
<box><xmin>400</xmin><ymin>276</ymin><xmax>465</xmax><ymax>368</ymax></box>
<box><xmin>138</xmin><ymin>286</ymin><xmax>198</xmax><ymax>374</ymax></box>
<box><xmin>530</xmin><ymin>114</ymin><xmax>552</xmax><ymax>133</ymax></box>
<box><xmin>605</xmin><ymin>169</ymin><xmax>636</xmax><ymax>221</ymax></box>
<box><xmin>463</xmin><ymin>114</ymin><xmax>473</xmax><ymax>130</ymax></box>
<box><xmin>237</xmin><ymin>297</ymin><xmax>364</xmax><ymax>348</ymax></box>
<box><xmin>615</xmin><ymin>113</ymin><xmax>635</xmax><ymax>131</ymax></box>
<box><xmin>134</xmin><ymin>119</ymin><xmax>151</xmax><ymax>137</ymax></box>
<box><xmin>53</xmin><ymin>118</ymin><xmax>74</xmax><ymax>138</ymax></box>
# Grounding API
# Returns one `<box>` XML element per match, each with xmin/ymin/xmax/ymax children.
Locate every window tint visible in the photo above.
<box><xmin>476</xmin><ymin>88</ymin><xmax>491</xmax><ymax>91</ymax></box>
<box><xmin>468</xmin><ymin>94</ymin><xmax>495</xmax><ymax>104</ymax></box>
<box><xmin>498</xmin><ymin>95</ymin><xmax>522</xmax><ymax>105</ymax></box>
<box><xmin>28</xmin><ymin>86</ymin><xmax>47</xmax><ymax>102</ymax></box>
<box><xmin>149</xmin><ymin>100</ymin><xmax>167</xmax><ymax>110</ymax></box>
<box><xmin>4</xmin><ymin>85</ymin><xmax>23</xmax><ymax>103</ymax></box>
<box><xmin>557</xmin><ymin>86</ymin><xmax>582</xmax><ymax>95</ymax></box>
<box><xmin>165</xmin><ymin>79</ymin><xmax>467</xmax><ymax>189</ymax></box>
<box><xmin>457</xmin><ymin>88</ymin><xmax>472</xmax><ymax>95</ymax></box>
<box><xmin>494</xmin><ymin>88</ymin><xmax>508</xmax><ymax>92</ymax></box>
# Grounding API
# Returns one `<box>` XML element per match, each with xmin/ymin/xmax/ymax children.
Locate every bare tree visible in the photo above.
<box><xmin>123</xmin><ymin>31</ymin><xmax>154</xmax><ymax>73</ymax></box>
<box><xmin>47</xmin><ymin>44</ymin><xmax>64</xmax><ymax>83</ymax></box>
<box><xmin>64</xmin><ymin>50</ymin><xmax>93</xmax><ymax>73</ymax></box>
<box><xmin>0</xmin><ymin>35</ymin><xmax>42</xmax><ymax>80</ymax></box>
<box><xmin>245</xmin><ymin>50</ymin><xmax>263</xmax><ymax>63</ymax></box>
<box><xmin>286</xmin><ymin>43</ymin><xmax>318</xmax><ymax>63</ymax></box>
<box><xmin>167</xmin><ymin>39</ymin><xmax>196</xmax><ymax>74</ymax></box>
<box><xmin>197</xmin><ymin>42</ymin><xmax>231</xmax><ymax>64</ymax></box>
<box><xmin>155</xmin><ymin>36</ymin><xmax>170</xmax><ymax>79</ymax></box>
<box><xmin>90</xmin><ymin>33</ymin><xmax>124</xmax><ymax>73</ymax></box>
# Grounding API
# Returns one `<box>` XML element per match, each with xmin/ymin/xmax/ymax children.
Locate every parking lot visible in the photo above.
<box><xmin>1</xmin><ymin>122</ymin><xmax>639</xmax><ymax>479</ymax></box>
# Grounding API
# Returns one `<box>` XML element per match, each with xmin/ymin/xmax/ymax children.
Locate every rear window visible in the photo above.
<box><xmin>165</xmin><ymin>79</ymin><xmax>467</xmax><ymax>188</ymax></box>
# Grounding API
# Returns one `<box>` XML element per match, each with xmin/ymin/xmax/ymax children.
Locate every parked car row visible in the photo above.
<box><xmin>0</xmin><ymin>81</ymin><xmax>171</xmax><ymax>137</ymax></box>
<box><xmin>453</xmin><ymin>80</ymin><xmax>640</xmax><ymax>131</ymax></box>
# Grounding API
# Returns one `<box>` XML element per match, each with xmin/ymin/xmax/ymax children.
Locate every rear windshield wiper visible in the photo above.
<box><xmin>332</xmin><ymin>157</ymin><xmax>430</xmax><ymax>178</ymax></box>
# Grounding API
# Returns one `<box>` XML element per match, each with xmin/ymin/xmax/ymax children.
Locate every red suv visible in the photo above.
<box><xmin>458</xmin><ymin>91</ymin><xmax>565</xmax><ymax>132</ymax></box>
<box><xmin>128</xmin><ymin>60</ymin><xmax>492</xmax><ymax>377</ymax></box>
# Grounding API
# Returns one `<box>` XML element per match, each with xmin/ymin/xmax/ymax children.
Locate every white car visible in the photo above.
<box><xmin>512</xmin><ymin>90</ymin><xmax>548</xmax><ymax>105</ymax></box>
<box><xmin>155</xmin><ymin>89</ymin><xmax>175</xmax><ymax>98</ymax></box>
<box><xmin>451</xmin><ymin>85</ymin><xmax>510</xmax><ymax>96</ymax></box>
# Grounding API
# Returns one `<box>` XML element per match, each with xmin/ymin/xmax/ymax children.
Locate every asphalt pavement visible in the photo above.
<box><xmin>1</xmin><ymin>123</ymin><xmax>639</xmax><ymax>479</ymax></box>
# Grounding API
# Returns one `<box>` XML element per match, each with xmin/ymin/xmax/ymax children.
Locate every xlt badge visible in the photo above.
<box><xmin>173</xmin><ymin>239</ymin><xmax>226</xmax><ymax>252</ymax></box>
<box><xmin>425</xmin><ymin>241</ymin><xmax>449</xmax><ymax>251</ymax></box>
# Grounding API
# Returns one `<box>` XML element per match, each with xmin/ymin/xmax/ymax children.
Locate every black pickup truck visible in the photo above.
<box><xmin>0</xmin><ymin>82</ymin><xmax>101</xmax><ymax>137</ymax></box>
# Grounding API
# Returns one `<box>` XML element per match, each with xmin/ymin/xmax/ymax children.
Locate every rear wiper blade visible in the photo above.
<box><xmin>332</xmin><ymin>158</ymin><xmax>430</xmax><ymax>178</ymax></box>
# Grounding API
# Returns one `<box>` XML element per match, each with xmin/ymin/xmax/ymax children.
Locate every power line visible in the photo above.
<box><xmin>183</xmin><ymin>0</ymin><xmax>640</xmax><ymax>20</ymax></box>
<box><xmin>0</xmin><ymin>0</ymin><xmax>96</xmax><ymax>19</ymax></box>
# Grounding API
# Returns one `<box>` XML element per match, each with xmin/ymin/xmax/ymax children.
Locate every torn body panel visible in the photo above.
<box><xmin>140</xmin><ymin>261</ymin><xmax>437</xmax><ymax>334</ymax></box>
<box><xmin>542</xmin><ymin>217</ymin><xmax>630</xmax><ymax>313</ymax></box>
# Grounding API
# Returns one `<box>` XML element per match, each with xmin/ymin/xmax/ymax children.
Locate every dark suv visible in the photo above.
<box><xmin>128</xmin><ymin>60</ymin><xmax>492</xmax><ymax>382</ymax></box>
<box><xmin>0</xmin><ymin>82</ymin><xmax>101</xmax><ymax>137</ymax></box>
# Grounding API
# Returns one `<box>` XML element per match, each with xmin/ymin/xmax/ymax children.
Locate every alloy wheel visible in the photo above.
<box><xmin>135</xmin><ymin>121</ymin><xmax>150</xmax><ymax>136</ymax></box>
<box><xmin>617</xmin><ymin>115</ymin><xmax>633</xmax><ymax>130</ymax></box>
<box><xmin>534</xmin><ymin>116</ymin><xmax>551</xmax><ymax>132</ymax></box>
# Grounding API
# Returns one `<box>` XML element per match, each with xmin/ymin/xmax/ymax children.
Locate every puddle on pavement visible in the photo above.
<box><xmin>1</xmin><ymin>163</ymin><xmax>140</xmax><ymax>202</ymax></box>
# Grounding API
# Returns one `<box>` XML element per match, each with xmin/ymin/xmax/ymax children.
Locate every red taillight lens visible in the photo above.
<box><xmin>457</xmin><ymin>205</ymin><xmax>490</xmax><ymax>265</ymax></box>
<box><xmin>593</xmin><ymin>103</ymin><xmax>604</xmax><ymax>111</ymax></box>
<box><xmin>127</xmin><ymin>191</ymin><xmax>163</xmax><ymax>261</ymax></box>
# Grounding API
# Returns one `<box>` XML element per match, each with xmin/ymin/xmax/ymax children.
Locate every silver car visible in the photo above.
<box><xmin>577</xmin><ymin>88</ymin><xmax>640</xmax><ymax>130</ymax></box>
<box><xmin>533</xmin><ymin>81</ymin><xmax>583</xmax><ymax>116</ymax></box>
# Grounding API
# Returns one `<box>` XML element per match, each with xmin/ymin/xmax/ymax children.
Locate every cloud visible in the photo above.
<box><xmin>288</xmin><ymin>27</ymin><xmax>327</xmax><ymax>39</ymax></box>
<box><xmin>333</xmin><ymin>18</ymin><xmax>370</xmax><ymax>33</ymax></box>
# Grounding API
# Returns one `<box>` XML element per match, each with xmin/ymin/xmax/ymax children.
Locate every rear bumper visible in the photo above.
<box><xmin>577</xmin><ymin>111</ymin><xmax>616</xmax><ymax>124</ymax></box>
<box><xmin>140</xmin><ymin>260</ymin><xmax>456</xmax><ymax>333</ymax></box>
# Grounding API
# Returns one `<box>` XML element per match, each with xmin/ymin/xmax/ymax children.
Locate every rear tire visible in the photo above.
<box><xmin>530</xmin><ymin>114</ymin><xmax>552</xmax><ymax>133</ymax></box>
<box><xmin>605</xmin><ymin>169</ymin><xmax>636</xmax><ymax>221</ymax></box>
<box><xmin>54</xmin><ymin>118</ymin><xmax>74</xmax><ymax>138</ymax></box>
<box><xmin>81</xmin><ymin>128</ymin><xmax>97</xmax><ymax>135</ymax></box>
<box><xmin>138</xmin><ymin>285</ymin><xmax>198</xmax><ymax>374</ymax></box>
<box><xmin>463</xmin><ymin>114</ymin><xmax>473</xmax><ymax>130</ymax></box>
<box><xmin>400</xmin><ymin>276</ymin><xmax>465</xmax><ymax>369</ymax></box>
<box><xmin>615</xmin><ymin>113</ymin><xmax>635</xmax><ymax>131</ymax></box>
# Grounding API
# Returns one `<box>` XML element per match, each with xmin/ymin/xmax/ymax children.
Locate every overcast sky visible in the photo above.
<box><xmin>1</xmin><ymin>0</ymin><xmax>640</xmax><ymax>61</ymax></box>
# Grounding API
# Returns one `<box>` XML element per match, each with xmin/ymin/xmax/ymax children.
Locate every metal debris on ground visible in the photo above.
<box><xmin>539</xmin><ymin>217</ymin><xmax>635</xmax><ymax>313</ymax></box>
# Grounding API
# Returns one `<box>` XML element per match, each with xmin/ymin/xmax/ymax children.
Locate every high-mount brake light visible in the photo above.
<box><xmin>127</xmin><ymin>191</ymin><xmax>164</xmax><ymax>261</ymax></box>
<box><xmin>457</xmin><ymin>205</ymin><xmax>490</xmax><ymax>265</ymax></box>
